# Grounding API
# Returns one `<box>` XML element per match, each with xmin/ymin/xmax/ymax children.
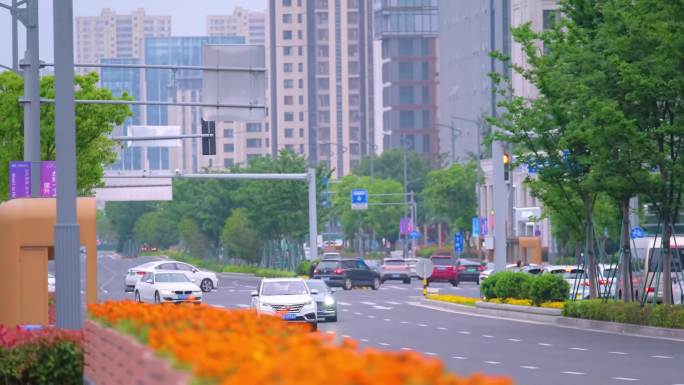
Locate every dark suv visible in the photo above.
<box><xmin>313</xmin><ymin>258</ymin><xmax>381</xmax><ymax>290</ymax></box>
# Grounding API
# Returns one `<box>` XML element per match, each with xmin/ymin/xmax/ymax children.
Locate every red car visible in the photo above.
<box><xmin>428</xmin><ymin>256</ymin><xmax>459</xmax><ymax>286</ymax></box>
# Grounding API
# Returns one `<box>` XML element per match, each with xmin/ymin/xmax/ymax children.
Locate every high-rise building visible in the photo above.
<box><xmin>144</xmin><ymin>36</ymin><xmax>247</xmax><ymax>172</ymax></box>
<box><xmin>206</xmin><ymin>7</ymin><xmax>266</xmax><ymax>44</ymax></box>
<box><xmin>373</xmin><ymin>0</ymin><xmax>439</xmax><ymax>163</ymax></box>
<box><xmin>75</xmin><ymin>8</ymin><xmax>171</xmax><ymax>71</ymax></box>
<box><xmin>268</xmin><ymin>0</ymin><xmax>375</xmax><ymax>178</ymax></box>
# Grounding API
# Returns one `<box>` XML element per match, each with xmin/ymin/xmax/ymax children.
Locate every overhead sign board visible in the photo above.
<box><xmin>351</xmin><ymin>189</ymin><xmax>368</xmax><ymax>210</ymax></box>
<box><xmin>9</xmin><ymin>161</ymin><xmax>31</xmax><ymax>198</ymax></box>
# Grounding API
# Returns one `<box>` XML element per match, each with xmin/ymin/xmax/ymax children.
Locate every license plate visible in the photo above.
<box><xmin>467</xmin><ymin>268</ymin><xmax>477</xmax><ymax>272</ymax></box>
<box><xmin>178</xmin><ymin>294</ymin><xmax>188</xmax><ymax>300</ymax></box>
<box><xmin>437</xmin><ymin>266</ymin><xmax>446</xmax><ymax>270</ymax></box>
<box><xmin>322</xmin><ymin>277</ymin><xmax>330</xmax><ymax>281</ymax></box>
<box><xmin>392</xmin><ymin>274</ymin><xmax>400</xmax><ymax>278</ymax></box>
<box><xmin>282</xmin><ymin>313</ymin><xmax>297</xmax><ymax>320</ymax></box>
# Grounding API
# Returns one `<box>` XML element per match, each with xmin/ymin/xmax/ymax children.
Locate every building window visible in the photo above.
<box><xmin>297</xmin><ymin>30</ymin><xmax>303</xmax><ymax>39</ymax></box>
<box><xmin>223</xmin><ymin>143</ymin><xmax>234</xmax><ymax>153</ymax></box>
<box><xmin>543</xmin><ymin>10</ymin><xmax>559</xmax><ymax>30</ymax></box>
<box><xmin>285</xmin><ymin>128</ymin><xmax>294</xmax><ymax>138</ymax></box>
<box><xmin>284</xmin><ymin>63</ymin><xmax>293</xmax><ymax>72</ymax></box>
<box><xmin>399</xmin><ymin>86</ymin><xmax>414</xmax><ymax>104</ymax></box>
<box><xmin>348</xmin><ymin>44</ymin><xmax>359</xmax><ymax>58</ymax></box>
<box><xmin>282</xmin><ymin>14</ymin><xmax>292</xmax><ymax>23</ymax></box>
<box><xmin>399</xmin><ymin>110</ymin><xmax>414</xmax><ymax>129</ymax></box>
<box><xmin>348</xmin><ymin>61</ymin><xmax>359</xmax><ymax>74</ymax></box>
<box><xmin>284</xmin><ymin>95</ymin><xmax>294</xmax><ymax>105</ymax></box>
<box><xmin>298</xmin><ymin>63</ymin><xmax>304</xmax><ymax>72</ymax></box>
<box><xmin>298</xmin><ymin>46</ymin><xmax>303</xmax><ymax>56</ymax></box>
<box><xmin>398</xmin><ymin>39</ymin><xmax>414</xmax><ymax>56</ymax></box>
<box><xmin>299</xmin><ymin>128</ymin><xmax>305</xmax><ymax>137</ymax></box>
<box><xmin>319</xmin><ymin>111</ymin><xmax>330</xmax><ymax>123</ymax></box>
<box><xmin>348</xmin><ymin>28</ymin><xmax>358</xmax><ymax>40</ymax></box>
<box><xmin>347</xmin><ymin>11</ymin><xmax>358</xmax><ymax>24</ymax></box>
<box><xmin>422</xmin><ymin>86</ymin><xmax>430</xmax><ymax>103</ymax></box>
<box><xmin>349</xmin><ymin>111</ymin><xmax>360</xmax><ymax>123</ymax></box>
<box><xmin>317</xmin><ymin>45</ymin><xmax>329</xmax><ymax>57</ymax></box>
<box><xmin>422</xmin><ymin>110</ymin><xmax>430</xmax><ymax>128</ymax></box>
<box><xmin>284</xmin><ymin>79</ymin><xmax>294</xmax><ymax>88</ymax></box>
<box><xmin>284</xmin><ymin>112</ymin><xmax>294</xmax><ymax>121</ymax></box>
<box><xmin>318</xmin><ymin>95</ymin><xmax>330</xmax><ymax>107</ymax></box>
<box><xmin>283</xmin><ymin>0</ymin><xmax>292</xmax><ymax>6</ymax></box>
<box><xmin>223</xmin><ymin>158</ymin><xmax>234</xmax><ymax>168</ymax></box>
<box><xmin>299</xmin><ymin>144</ymin><xmax>304</xmax><ymax>153</ymax></box>
<box><xmin>349</xmin><ymin>94</ymin><xmax>360</xmax><ymax>106</ymax></box>
<box><xmin>421</xmin><ymin>62</ymin><xmax>429</xmax><ymax>80</ymax></box>
<box><xmin>283</xmin><ymin>46</ymin><xmax>293</xmax><ymax>56</ymax></box>
<box><xmin>399</xmin><ymin>62</ymin><xmax>412</xmax><ymax>80</ymax></box>
<box><xmin>318</xmin><ymin>77</ymin><xmax>329</xmax><ymax>88</ymax></box>
<box><xmin>285</xmin><ymin>144</ymin><xmax>294</xmax><ymax>151</ymax></box>
<box><xmin>349</xmin><ymin>143</ymin><xmax>360</xmax><ymax>155</ymax></box>
<box><xmin>299</xmin><ymin>95</ymin><xmax>304</xmax><ymax>105</ymax></box>
<box><xmin>298</xmin><ymin>13</ymin><xmax>303</xmax><ymax>23</ymax></box>
<box><xmin>299</xmin><ymin>111</ymin><xmax>305</xmax><ymax>121</ymax></box>
<box><xmin>299</xmin><ymin>79</ymin><xmax>304</xmax><ymax>88</ymax></box>
<box><xmin>317</xmin><ymin>13</ymin><xmax>328</xmax><ymax>24</ymax></box>
<box><xmin>423</xmin><ymin>134</ymin><xmax>431</xmax><ymax>154</ymax></box>
<box><xmin>349</xmin><ymin>77</ymin><xmax>360</xmax><ymax>90</ymax></box>
<box><xmin>246</xmin><ymin>138</ymin><xmax>262</xmax><ymax>148</ymax></box>
<box><xmin>317</xmin><ymin>0</ymin><xmax>328</xmax><ymax>8</ymax></box>
<box><xmin>283</xmin><ymin>30</ymin><xmax>292</xmax><ymax>40</ymax></box>
<box><xmin>246</xmin><ymin>123</ymin><xmax>261</xmax><ymax>132</ymax></box>
<box><xmin>317</xmin><ymin>28</ymin><xmax>328</xmax><ymax>40</ymax></box>
<box><xmin>223</xmin><ymin>128</ymin><xmax>233</xmax><ymax>138</ymax></box>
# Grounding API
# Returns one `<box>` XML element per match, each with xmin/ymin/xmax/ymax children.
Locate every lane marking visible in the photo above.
<box><xmin>452</xmin><ymin>356</ymin><xmax>468</xmax><ymax>360</ymax></box>
<box><xmin>570</xmin><ymin>347</ymin><xmax>588</xmax><ymax>351</ymax></box>
<box><xmin>342</xmin><ymin>309</ymin><xmax>349</xmax><ymax>312</ymax></box>
<box><xmin>379</xmin><ymin>342</ymin><xmax>390</xmax><ymax>346</ymax></box>
<box><xmin>368</xmin><ymin>315</ymin><xmax>376</xmax><ymax>319</ymax></box>
<box><xmin>418</xmin><ymin>323</ymin><xmax>428</xmax><ymax>327</ymax></box>
<box><xmin>401</xmin><ymin>347</ymin><xmax>412</xmax><ymax>351</ymax></box>
<box><xmin>611</xmin><ymin>377</ymin><xmax>639</xmax><ymax>382</ymax></box>
<box><xmin>212</xmin><ymin>304</ymin><xmax>226</xmax><ymax>308</ymax></box>
<box><xmin>459</xmin><ymin>331</ymin><xmax>471</xmax><ymax>335</ymax></box>
<box><xmin>484</xmin><ymin>361</ymin><xmax>500</xmax><ymax>365</ymax></box>
<box><xmin>339</xmin><ymin>302</ymin><xmax>353</xmax><ymax>306</ymax></box>
<box><xmin>651</xmin><ymin>355</ymin><xmax>673</xmax><ymax>359</ymax></box>
<box><xmin>520</xmin><ymin>366</ymin><xmax>538</xmax><ymax>370</ymax></box>
<box><xmin>342</xmin><ymin>334</ymin><xmax>351</xmax><ymax>338</ymax></box>
<box><xmin>609</xmin><ymin>351</ymin><xmax>628</xmax><ymax>355</ymax></box>
<box><xmin>236</xmin><ymin>304</ymin><xmax>249</xmax><ymax>308</ymax></box>
<box><xmin>373</xmin><ymin>305</ymin><xmax>393</xmax><ymax>310</ymax></box>
<box><xmin>437</xmin><ymin>327</ymin><xmax>447</xmax><ymax>330</ymax></box>
<box><xmin>360</xmin><ymin>338</ymin><xmax>369</xmax><ymax>342</ymax></box>
<box><xmin>354</xmin><ymin>312</ymin><xmax>362</xmax><ymax>315</ymax></box>
<box><xmin>326</xmin><ymin>331</ymin><xmax>336</xmax><ymax>335</ymax></box>
<box><xmin>537</xmin><ymin>342</ymin><xmax>552</xmax><ymax>346</ymax></box>
<box><xmin>561</xmin><ymin>371</ymin><xmax>585</xmax><ymax>375</ymax></box>
<box><xmin>400</xmin><ymin>321</ymin><xmax>409</xmax><ymax>324</ymax></box>
<box><xmin>424</xmin><ymin>352</ymin><xmax>438</xmax><ymax>356</ymax></box>
<box><xmin>481</xmin><ymin>334</ymin><xmax>494</xmax><ymax>338</ymax></box>
<box><xmin>361</xmin><ymin>301</ymin><xmax>377</xmax><ymax>306</ymax></box>
<box><xmin>507</xmin><ymin>338</ymin><xmax>521</xmax><ymax>342</ymax></box>
<box><xmin>386</xmin><ymin>301</ymin><xmax>402</xmax><ymax>305</ymax></box>
<box><xmin>383</xmin><ymin>318</ymin><xmax>392</xmax><ymax>322</ymax></box>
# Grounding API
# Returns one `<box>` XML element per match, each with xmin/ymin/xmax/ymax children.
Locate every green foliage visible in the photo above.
<box><xmin>529</xmin><ymin>274</ymin><xmax>570</xmax><ymax>306</ymax></box>
<box><xmin>178</xmin><ymin>217</ymin><xmax>210</xmax><ymax>257</ymax></box>
<box><xmin>295</xmin><ymin>260</ymin><xmax>313</xmax><ymax>276</ymax></box>
<box><xmin>421</xmin><ymin>162</ymin><xmax>478</xmax><ymax>232</ymax></box>
<box><xmin>560</xmin><ymin>300</ymin><xmax>682</xmax><ymax>327</ymax></box>
<box><xmin>493</xmin><ymin>272</ymin><xmax>533</xmax><ymax>300</ymax></box>
<box><xmin>167</xmin><ymin>250</ymin><xmax>296</xmax><ymax>277</ymax></box>
<box><xmin>352</xmin><ymin>149</ymin><xmax>431</xmax><ymax>194</ymax></box>
<box><xmin>104</xmin><ymin>201</ymin><xmax>156</xmax><ymax>251</ymax></box>
<box><xmin>95</xmin><ymin>209</ymin><xmax>117</xmax><ymax>247</ymax></box>
<box><xmin>132</xmin><ymin>210</ymin><xmax>178</xmax><ymax>249</ymax></box>
<box><xmin>418</xmin><ymin>247</ymin><xmax>436</xmax><ymax>258</ymax></box>
<box><xmin>480</xmin><ymin>273</ymin><xmax>502</xmax><ymax>300</ymax></box>
<box><xmin>0</xmin><ymin>71</ymin><xmax>131</xmax><ymax>201</ymax></box>
<box><xmin>221</xmin><ymin>208</ymin><xmax>261</xmax><ymax>263</ymax></box>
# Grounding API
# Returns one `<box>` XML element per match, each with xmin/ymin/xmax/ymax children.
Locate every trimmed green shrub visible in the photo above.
<box><xmin>493</xmin><ymin>272</ymin><xmax>532</xmax><ymax>300</ymax></box>
<box><xmin>418</xmin><ymin>247</ymin><xmax>436</xmax><ymax>258</ymax></box>
<box><xmin>480</xmin><ymin>273</ymin><xmax>501</xmax><ymax>299</ymax></box>
<box><xmin>562</xmin><ymin>300</ymin><xmax>684</xmax><ymax>329</ymax></box>
<box><xmin>529</xmin><ymin>273</ymin><xmax>570</xmax><ymax>306</ymax></box>
<box><xmin>296</xmin><ymin>260</ymin><xmax>313</xmax><ymax>276</ymax></box>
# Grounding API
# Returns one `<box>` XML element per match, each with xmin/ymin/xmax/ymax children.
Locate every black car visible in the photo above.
<box><xmin>313</xmin><ymin>258</ymin><xmax>381</xmax><ymax>290</ymax></box>
<box><xmin>456</xmin><ymin>258</ymin><xmax>484</xmax><ymax>284</ymax></box>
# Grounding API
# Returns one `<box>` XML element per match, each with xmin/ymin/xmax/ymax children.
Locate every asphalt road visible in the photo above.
<box><xmin>94</xmin><ymin>254</ymin><xmax>684</xmax><ymax>385</ymax></box>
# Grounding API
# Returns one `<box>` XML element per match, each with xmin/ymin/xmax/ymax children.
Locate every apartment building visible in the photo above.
<box><xmin>206</xmin><ymin>7</ymin><xmax>266</xmax><ymax>44</ymax></box>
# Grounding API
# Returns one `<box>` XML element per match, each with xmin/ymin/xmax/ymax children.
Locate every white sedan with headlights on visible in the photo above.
<box><xmin>134</xmin><ymin>271</ymin><xmax>203</xmax><ymax>304</ymax></box>
<box><xmin>251</xmin><ymin>278</ymin><xmax>319</xmax><ymax>330</ymax></box>
<box><xmin>306</xmin><ymin>279</ymin><xmax>338</xmax><ymax>322</ymax></box>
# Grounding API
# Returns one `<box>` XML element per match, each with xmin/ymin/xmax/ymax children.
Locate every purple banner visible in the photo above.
<box><xmin>9</xmin><ymin>161</ymin><xmax>31</xmax><ymax>198</ymax></box>
<box><xmin>480</xmin><ymin>217</ymin><xmax>488</xmax><ymax>236</ymax></box>
<box><xmin>40</xmin><ymin>161</ymin><xmax>57</xmax><ymax>197</ymax></box>
<box><xmin>400</xmin><ymin>218</ymin><xmax>412</xmax><ymax>236</ymax></box>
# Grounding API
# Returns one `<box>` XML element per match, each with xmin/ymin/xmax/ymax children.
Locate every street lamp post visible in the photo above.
<box><xmin>399</xmin><ymin>136</ymin><xmax>414</xmax><ymax>258</ymax></box>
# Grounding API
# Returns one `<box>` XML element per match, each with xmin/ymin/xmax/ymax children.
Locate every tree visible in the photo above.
<box><xmin>132</xmin><ymin>210</ymin><xmax>179</xmax><ymax>249</ymax></box>
<box><xmin>0</xmin><ymin>71</ymin><xmax>131</xmax><ymax>201</ymax></box>
<box><xmin>221</xmin><ymin>208</ymin><xmax>261</xmax><ymax>263</ymax></box>
<box><xmin>178</xmin><ymin>216</ymin><xmax>210</xmax><ymax>257</ymax></box>
<box><xmin>421</xmin><ymin>162</ymin><xmax>478</xmax><ymax>233</ymax></box>
<box><xmin>104</xmin><ymin>201</ymin><xmax>157</xmax><ymax>251</ymax></box>
<box><xmin>96</xmin><ymin>209</ymin><xmax>117</xmax><ymax>247</ymax></box>
<box><xmin>352</xmin><ymin>149</ymin><xmax>431</xmax><ymax>194</ymax></box>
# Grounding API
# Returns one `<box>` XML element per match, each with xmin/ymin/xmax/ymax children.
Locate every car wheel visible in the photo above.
<box><xmin>450</xmin><ymin>279</ymin><xmax>459</xmax><ymax>287</ymax></box>
<box><xmin>310</xmin><ymin>322</ymin><xmax>318</xmax><ymax>332</ymax></box>
<box><xmin>134</xmin><ymin>290</ymin><xmax>141</xmax><ymax>303</ymax></box>
<box><xmin>154</xmin><ymin>291</ymin><xmax>161</xmax><ymax>304</ymax></box>
<box><xmin>200</xmin><ymin>278</ymin><xmax>214</xmax><ymax>293</ymax></box>
<box><xmin>371</xmin><ymin>277</ymin><xmax>380</xmax><ymax>290</ymax></box>
<box><xmin>328</xmin><ymin>315</ymin><xmax>338</xmax><ymax>322</ymax></box>
<box><xmin>343</xmin><ymin>278</ymin><xmax>353</xmax><ymax>291</ymax></box>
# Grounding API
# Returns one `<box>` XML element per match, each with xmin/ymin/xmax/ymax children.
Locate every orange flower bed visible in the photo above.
<box><xmin>89</xmin><ymin>301</ymin><xmax>513</xmax><ymax>385</ymax></box>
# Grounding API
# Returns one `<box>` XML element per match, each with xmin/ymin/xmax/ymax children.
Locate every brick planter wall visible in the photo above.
<box><xmin>85</xmin><ymin>319</ymin><xmax>190</xmax><ymax>385</ymax></box>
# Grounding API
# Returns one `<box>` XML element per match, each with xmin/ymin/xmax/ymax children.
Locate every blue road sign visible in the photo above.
<box><xmin>454</xmin><ymin>233</ymin><xmax>464</xmax><ymax>253</ymax></box>
<box><xmin>630</xmin><ymin>226</ymin><xmax>645</xmax><ymax>239</ymax></box>
<box><xmin>409</xmin><ymin>230</ymin><xmax>421</xmax><ymax>240</ymax></box>
<box><xmin>351</xmin><ymin>189</ymin><xmax>368</xmax><ymax>210</ymax></box>
<box><xmin>472</xmin><ymin>217</ymin><xmax>480</xmax><ymax>236</ymax></box>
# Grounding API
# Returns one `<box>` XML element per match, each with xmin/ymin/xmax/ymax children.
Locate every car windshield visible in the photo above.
<box><xmin>564</xmin><ymin>270</ymin><xmax>584</xmax><ymax>279</ymax></box>
<box><xmin>317</xmin><ymin>260</ymin><xmax>339</xmax><ymax>269</ymax></box>
<box><xmin>432</xmin><ymin>258</ymin><xmax>454</xmax><ymax>266</ymax></box>
<box><xmin>155</xmin><ymin>273</ymin><xmax>190</xmax><ymax>283</ymax></box>
<box><xmin>305</xmin><ymin>280</ymin><xmax>330</xmax><ymax>293</ymax></box>
<box><xmin>261</xmin><ymin>281</ymin><xmax>309</xmax><ymax>296</ymax></box>
<box><xmin>458</xmin><ymin>259</ymin><xmax>480</xmax><ymax>266</ymax></box>
<box><xmin>384</xmin><ymin>260</ymin><xmax>405</xmax><ymax>266</ymax></box>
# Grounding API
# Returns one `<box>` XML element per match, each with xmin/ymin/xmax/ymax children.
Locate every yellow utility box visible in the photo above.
<box><xmin>0</xmin><ymin>197</ymin><xmax>97</xmax><ymax>326</ymax></box>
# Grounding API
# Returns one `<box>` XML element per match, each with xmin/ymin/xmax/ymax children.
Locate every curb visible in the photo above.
<box><xmin>420</xmin><ymin>298</ymin><xmax>684</xmax><ymax>341</ymax></box>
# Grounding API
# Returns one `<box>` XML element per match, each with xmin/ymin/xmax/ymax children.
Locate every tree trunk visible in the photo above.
<box><xmin>620</xmin><ymin>197</ymin><xmax>634</xmax><ymax>302</ymax></box>
<box><xmin>582</xmin><ymin>193</ymin><xmax>598</xmax><ymax>299</ymax></box>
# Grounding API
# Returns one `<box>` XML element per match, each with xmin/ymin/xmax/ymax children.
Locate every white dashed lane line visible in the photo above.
<box><xmin>611</xmin><ymin>377</ymin><xmax>639</xmax><ymax>382</ymax></box>
<box><xmin>385</xmin><ymin>301</ymin><xmax>402</xmax><ymax>305</ymax></box>
<box><xmin>569</xmin><ymin>347</ymin><xmax>588</xmax><ymax>351</ymax></box>
<box><xmin>361</xmin><ymin>301</ymin><xmax>377</xmax><ymax>306</ymax></box>
<box><xmin>338</xmin><ymin>302</ymin><xmax>353</xmax><ymax>306</ymax></box>
<box><xmin>452</xmin><ymin>356</ymin><xmax>468</xmax><ymax>360</ymax></box>
<box><xmin>379</xmin><ymin>342</ymin><xmax>390</xmax><ymax>346</ymax></box>
<box><xmin>424</xmin><ymin>352</ymin><xmax>438</xmax><ymax>356</ymax></box>
<box><xmin>400</xmin><ymin>321</ymin><xmax>409</xmax><ymax>324</ymax></box>
<box><xmin>383</xmin><ymin>318</ymin><xmax>392</xmax><ymax>322</ymax></box>
<box><xmin>418</xmin><ymin>323</ymin><xmax>428</xmax><ymax>327</ymax></box>
<box><xmin>484</xmin><ymin>361</ymin><xmax>500</xmax><ymax>365</ymax></box>
<box><xmin>437</xmin><ymin>327</ymin><xmax>447</xmax><ymax>330</ymax></box>
<box><xmin>651</xmin><ymin>355</ymin><xmax>673</xmax><ymax>359</ymax></box>
<box><xmin>458</xmin><ymin>331</ymin><xmax>471</xmax><ymax>335</ymax></box>
<box><xmin>481</xmin><ymin>334</ymin><xmax>494</xmax><ymax>338</ymax></box>
<box><xmin>368</xmin><ymin>315</ymin><xmax>376</xmax><ymax>319</ymax></box>
<box><xmin>609</xmin><ymin>351</ymin><xmax>628</xmax><ymax>355</ymax></box>
<box><xmin>360</xmin><ymin>338</ymin><xmax>369</xmax><ymax>342</ymax></box>
<box><xmin>507</xmin><ymin>338</ymin><xmax>521</xmax><ymax>342</ymax></box>
<box><xmin>400</xmin><ymin>347</ymin><xmax>412</xmax><ymax>351</ymax></box>
<box><xmin>561</xmin><ymin>371</ymin><xmax>585</xmax><ymax>375</ymax></box>
<box><xmin>537</xmin><ymin>342</ymin><xmax>553</xmax><ymax>346</ymax></box>
<box><xmin>520</xmin><ymin>366</ymin><xmax>538</xmax><ymax>370</ymax></box>
<box><xmin>373</xmin><ymin>305</ymin><xmax>393</xmax><ymax>310</ymax></box>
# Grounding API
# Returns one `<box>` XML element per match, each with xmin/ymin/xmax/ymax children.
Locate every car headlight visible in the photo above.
<box><xmin>303</xmin><ymin>300</ymin><xmax>313</xmax><ymax>306</ymax></box>
<box><xmin>324</xmin><ymin>296</ymin><xmax>335</xmax><ymax>306</ymax></box>
<box><xmin>159</xmin><ymin>289</ymin><xmax>173</xmax><ymax>295</ymax></box>
<box><xmin>260</xmin><ymin>302</ymin><xmax>272</xmax><ymax>308</ymax></box>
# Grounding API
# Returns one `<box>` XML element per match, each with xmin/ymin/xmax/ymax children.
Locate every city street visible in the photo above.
<box><xmin>95</xmin><ymin>254</ymin><xmax>684</xmax><ymax>385</ymax></box>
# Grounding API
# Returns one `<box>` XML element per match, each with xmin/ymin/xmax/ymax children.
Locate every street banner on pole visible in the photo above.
<box><xmin>454</xmin><ymin>233</ymin><xmax>464</xmax><ymax>254</ymax></box>
<box><xmin>9</xmin><ymin>161</ymin><xmax>31</xmax><ymax>198</ymax></box>
<box><xmin>480</xmin><ymin>217</ymin><xmax>488</xmax><ymax>236</ymax></box>
<box><xmin>400</xmin><ymin>218</ymin><xmax>412</xmax><ymax>235</ymax></box>
<box><xmin>40</xmin><ymin>161</ymin><xmax>57</xmax><ymax>197</ymax></box>
<box><xmin>472</xmin><ymin>217</ymin><xmax>480</xmax><ymax>237</ymax></box>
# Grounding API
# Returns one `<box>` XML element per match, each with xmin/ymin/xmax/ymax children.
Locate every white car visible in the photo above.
<box><xmin>134</xmin><ymin>271</ymin><xmax>203</xmax><ymax>304</ymax></box>
<box><xmin>405</xmin><ymin>258</ymin><xmax>419</xmax><ymax>277</ymax></box>
<box><xmin>125</xmin><ymin>260</ymin><xmax>218</xmax><ymax>293</ymax></box>
<box><xmin>251</xmin><ymin>278</ymin><xmax>319</xmax><ymax>330</ymax></box>
<box><xmin>48</xmin><ymin>273</ymin><xmax>55</xmax><ymax>293</ymax></box>
<box><xmin>479</xmin><ymin>264</ymin><xmax>519</xmax><ymax>283</ymax></box>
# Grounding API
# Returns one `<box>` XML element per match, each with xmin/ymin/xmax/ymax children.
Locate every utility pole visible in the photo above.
<box><xmin>402</xmin><ymin>136</ymin><xmax>409</xmax><ymax>258</ymax></box>
<box><xmin>21</xmin><ymin>0</ymin><xmax>41</xmax><ymax>197</ymax></box>
<box><xmin>53</xmin><ymin>0</ymin><xmax>81</xmax><ymax>330</ymax></box>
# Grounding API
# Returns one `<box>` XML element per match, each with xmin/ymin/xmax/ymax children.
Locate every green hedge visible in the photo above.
<box><xmin>482</xmin><ymin>271</ymin><xmax>569</xmax><ymax>305</ymax></box>
<box><xmin>494</xmin><ymin>272</ymin><xmax>532</xmax><ymax>300</ymax></box>
<box><xmin>529</xmin><ymin>274</ymin><xmax>570</xmax><ymax>306</ymax></box>
<box><xmin>166</xmin><ymin>251</ymin><xmax>296</xmax><ymax>278</ymax></box>
<box><xmin>562</xmin><ymin>300</ymin><xmax>684</xmax><ymax>329</ymax></box>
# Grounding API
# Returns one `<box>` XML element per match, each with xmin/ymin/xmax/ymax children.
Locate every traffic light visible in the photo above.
<box><xmin>503</xmin><ymin>153</ymin><xmax>510</xmax><ymax>181</ymax></box>
<box><xmin>201</xmin><ymin>119</ymin><xmax>216</xmax><ymax>156</ymax></box>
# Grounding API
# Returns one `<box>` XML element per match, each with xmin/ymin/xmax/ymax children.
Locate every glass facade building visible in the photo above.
<box><xmin>373</xmin><ymin>0</ymin><xmax>439</xmax><ymax>161</ymax></box>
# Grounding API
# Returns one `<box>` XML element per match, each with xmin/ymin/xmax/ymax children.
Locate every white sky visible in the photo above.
<box><xmin>0</xmin><ymin>0</ymin><xmax>266</xmax><ymax>69</ymax></box>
